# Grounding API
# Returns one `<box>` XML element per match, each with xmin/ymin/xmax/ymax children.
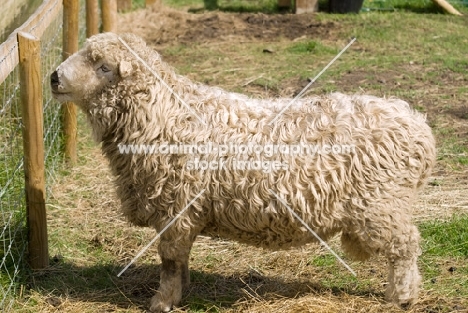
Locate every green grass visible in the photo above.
<box><xmin>6</xmin><ymin>1</ymin><xmax>468</xmax><ymax>312</ymax></box>
<box><xmin>156</xmin><ymin>1</ymin><xmax>468</xmax><ymax>171</ymax></box>
<box><xmin>302</xmin><ymin>218</ymin><xmax>468</xmax><ymax>300</ymax></box>
<box><xmin>0</xmin><ymin>215</ymin><xmax>28</xmax><ymax>310</ymax></box>
<box><xmin>433</xmin><ymin>126</ymin><xmax>468</xmax><ymax>168</ymax></box>
<box><xmin>158</xmin><ymin>11</ymin><xmax>468</xmax><ymax>88</ymax></box>
<box><xmin>158</xmin><ymin>0</ymin><xmax>468</xmax><ymax>13</ymax></box>
<box><xmin>0</xmin><ymin>71</ymin><xmax>29</xmax><ymax>312</ymax></box>
<box><xmin>159</xmin><ymin>0</ymin><xmax>468</xmax><ymax>13</ymax></box>
<box><xmin>1</xmin><ymin>20</ymin><xmax>67</xmax><ymax>310</ymax></box>
<box><xmin>163</xmin><ymin>0</ymin><xmax>279</xmax><ymax>12</ymax></box>
<box><xmin>420</xmin><ymin>215</ymin><xmax>468</xmax><ymax>257</ymax></box>
<box><xmin>363</xmin><ymin>0</ymin><xmax>468</xmax><ymax>12</ymax></box>
<box><xmin>287</xmin><ymin>41</ymin><xmax>338</xmax><ymax>55</ymax></box>
<box><xmin>418</xmin><ymin>217</ymin><xmax>468</xmax><ymax>297</ymax></box>
<box><xmin>132</xmin><ymin>0</ymin><xmax>146</xmax><ymax>10</ymax></box>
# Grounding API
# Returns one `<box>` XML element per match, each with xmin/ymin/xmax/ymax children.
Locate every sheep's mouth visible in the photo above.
<box><xmin>51</xmin><ymin>90</ymin><xmax>73</xmax><ymax>101</ymax></box>
<box><xmin>51</xmin><ymin>90</ymin><xmax>71</xmax><ymax>96</ymax></box>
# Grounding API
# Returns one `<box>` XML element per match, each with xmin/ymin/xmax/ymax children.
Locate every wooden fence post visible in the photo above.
<box><xmin>18</xmin><ymin>31</ymin><xmax>49</xmax><ymax>269</ymax></box>
<box><xmin>117</xmin><ymin>0</ymin><xmax>132</xmax><ymax>12</ymax></box>
<box><xmin>295</xmin><ymin>0</ymin><xmax>319</xmax><ymax>13</ymax></box>
<box><xmin>278</xmin><ymin>0</ymin><xmax>291</xmax><ymax>9</ymax></box>
<box><xmin>63</xmin><ymin>0</ymin><xmax>79</xmax><ymax>165</ymax></box>
<box><xmin>102</xmin><ymin>0</ymin><xmax>118</xmax><ymax>32</ymax></box>
<box><xmin>86</xmin><ymin>0</ymin><xmax>99</xmax><ymax>37</ymax></box>
<box><xmin>146</xmin><ymin>0</ymin><xmax>157</xmax><ymax>7</ymax></box>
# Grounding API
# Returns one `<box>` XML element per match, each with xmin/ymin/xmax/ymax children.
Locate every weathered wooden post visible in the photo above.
<box><xmin>146</xmin><ymin>0</ymin><xmax>157</xmax><ymax>7</ymax></box>
<box><xmin>295</xmin><ymin>0</ymin><xmax>319</xmax><ymax>14</ymax></box>
<box><xmin>86</xmin><ymin>0</ymin><xmax>99</xmax><ymax>37</ymax></box>
<box><xmin>102</xmin><ymin>0</ymin><xmax>118</xmax><ymax>32</ymax></box>
<box><xmin>63</xmin><ymin>0</ymin><xmax>79</xmax><ymax>164</ymax></box>
<box><xmin>18</xmin><ymin>31</ymin><xmax>49</xmax><ymax>269</ymax></box>
<box><xmin>278</xmin><ymin>0</ymin><xmax>292</xmax><ymax>10</ymax></box>
<box><xmin>117</xmin><ymin>0</ymin><xmax>132</xmax><ymax>12</ymax></box>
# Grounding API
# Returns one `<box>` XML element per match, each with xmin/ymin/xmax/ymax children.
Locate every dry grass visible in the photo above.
<box><xmin>15</xmin><ymin>3</ymin><xmax>468</xmax><ymax>313</ymax></box>
<box><xmin>16</xmin><ymin>105</ymin><xmax>467</xmax><ymax>312</ymax></box>
<box><xmin>16</xmin><ymin>136</ymin><xmax>468</xmax><ymax>312</ymax></box>
<box><xmin>414</xmin><ymin>171</ymin><xmax>468</xmax><ymax>222</ymax></box>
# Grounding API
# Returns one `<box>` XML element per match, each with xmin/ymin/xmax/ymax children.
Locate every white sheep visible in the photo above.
<box><xmin>51</xmin><ymin>32</ymin><xmax>436</xmax><ymax>312</ymax></box>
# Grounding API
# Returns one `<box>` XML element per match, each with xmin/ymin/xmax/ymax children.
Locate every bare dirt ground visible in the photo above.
<box><xmin>19</xmin><ymin>4</ymin><xmax>468</xmax><ymax>313</ymax></box>
<box><xmin>118</xmin><ymin>5</ymin><xmax>340</xmax><ymax>45</ymax></box>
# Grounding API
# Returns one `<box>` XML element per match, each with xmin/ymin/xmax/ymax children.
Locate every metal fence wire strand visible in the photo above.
<box><xmin>0</xmin><ymin>1</ymin><xmax>87</xmax><ymax>311</ymax></box>
<box><xmin>42</xmin><ymin>11</ymin><xmax>64</xmax><ymax>186</ymax></box>
<box><xmin>0</xmin><ymin>63</ymin><xmax>27</xmax><ymax>313</ymax></box>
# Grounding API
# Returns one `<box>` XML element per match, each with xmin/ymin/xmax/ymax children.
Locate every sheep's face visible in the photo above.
<box><xmin>50</xmin><ymin>33</ymin><xmax>142</xmax><ymax>106</ymax></box>
<box><xmin>51</xmin><ymin>53</ymin><xmax>117</xmax><ymax>104</ymax></box>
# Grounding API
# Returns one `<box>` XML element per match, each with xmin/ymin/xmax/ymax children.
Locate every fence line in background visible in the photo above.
<box><xmin>0</xmin><ymin>38</ymin><xmax>19</xmax><ymax>85</ymax></box>
<box><xmin>0</xmin><ymin>0</ymin><xmax>93</xmax><ymax>310</ymax></box>
<box><xmin>63</xmin><ymin>0</ymin><xmax>79</xmax><ymax>164</ymax></box>
<box><xmin>0</xmin><ymin>0</ymin><xmax>62</xmax><ymax>312</ymax></box>
<box><xmin>102</xmin><ymin>0</ymin><xmax>118</xmax><ymax>32</ymax></box>
<box><xmin>0</xmin><ymin>1</ymin><xmax>64</xmax><ymax>310</ymax></box>
<box><xmin>86</xmin><ymin>0</ymin><xmax>99</xmax><ymax>37</ymax></box>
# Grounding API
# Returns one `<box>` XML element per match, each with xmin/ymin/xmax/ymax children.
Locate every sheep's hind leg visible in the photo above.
<box><xmin>344</xmin><ymin>222</ymin><xmax>422</xmax><ymax>306</ymax></box>
<box><xmin>385</xmin><ymin>223</ymin><xmax>421</xmax><ymax>307</ymax></box>
<box><xmin>341</xmin><ymin>203</ymin><xmax>421</xmax><ymax>307</ymax></box>
<box><xmin>150</xmin><ymin>242</ymin><xmax>191</xmax><ymax>313</ymax></box>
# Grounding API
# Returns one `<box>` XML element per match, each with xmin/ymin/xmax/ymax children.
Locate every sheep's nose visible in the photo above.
<box><xmin>50</xmin><ymin>70</ymin><xmax>59</xmax><ymax>89</ymax></box>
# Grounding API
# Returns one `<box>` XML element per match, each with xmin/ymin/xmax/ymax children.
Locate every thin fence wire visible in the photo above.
<box><xmin>0</xmin><ymin>62</ymin><xmax>27</xmax><ymax>313</ymax></box>
<box><xmin>79</xmin><ymin>1</ymin><xmax>88</xmax><ymax>44</ymax></box>
<box><xmin>1</xmin><ymin>0</ymin><xmax>466</xmax><ymax>311</ymax></box>
<box><xmin>42</xmin><ymin>11</ymin><xmax>64</xmax><ymax>189</ymax></box>
<box><xmin>0</xmin><ymin>0</ymin><xmax>87</xmax><ymax>311</ymax></box>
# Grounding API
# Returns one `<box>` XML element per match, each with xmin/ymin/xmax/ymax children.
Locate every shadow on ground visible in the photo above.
<box><xmin>27</xmin><ymin>258</ymin><xmax>383</xmax><ymax>311</ymax></box>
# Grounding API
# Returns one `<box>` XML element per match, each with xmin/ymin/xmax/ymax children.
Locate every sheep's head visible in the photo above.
<box><xmin>50</xmin><ymin>32</ymin><xmax>148</xmax><ymax>106</ymax></box>
<box><xmin>51</xmin><ymin>33</ymin><xmax>159</xmax><ymax>142</ymax></box>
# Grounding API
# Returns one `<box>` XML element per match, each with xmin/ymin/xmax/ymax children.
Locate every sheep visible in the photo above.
<box><xmin>51</xmin><ymin>32</ymin><xmax>436</xmax><ymax>312</ymax></box>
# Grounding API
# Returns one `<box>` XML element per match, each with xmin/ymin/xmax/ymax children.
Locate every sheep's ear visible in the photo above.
<box><xmin>119</xmin><ymin>60</ymin><xmax>133</xmax><ymax>78</ymax></box>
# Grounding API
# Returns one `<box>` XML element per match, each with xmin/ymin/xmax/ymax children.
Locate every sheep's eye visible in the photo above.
<box><xmin>99</xmin><ymin>64</ymin><xmax>111</xmax><ymax>72</ymax></box>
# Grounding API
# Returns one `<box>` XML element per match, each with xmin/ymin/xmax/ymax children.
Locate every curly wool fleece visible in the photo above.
<box><xmin>51</xmin><ymin>32</ymin><xmax>436</xmax><ymax>312</ymax></box>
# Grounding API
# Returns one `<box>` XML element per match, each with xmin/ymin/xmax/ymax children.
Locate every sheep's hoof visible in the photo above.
<box><xmin>400</xmin><ymin>301</ymin><xmax>412</xmax><ymax>310</ymax></box>
<box><xmin>149</xmin><ymin>294</ymin><xmax>172</xmax><ymax>313</ymax></box>
<box><xmin>385</xmin><ymin>293</ymin><xmax>416</xmax><ymax>309</ymax></box>
<box><xmin>385</xmin><ymin>293</ymin><xmax>416</xmax><ymax>310</ymax></box>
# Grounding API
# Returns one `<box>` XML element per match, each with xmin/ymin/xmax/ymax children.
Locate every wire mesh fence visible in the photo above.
<box><xmin>42</xmin><ymin>9</ymin><xmax>65</xmax><ymax>185</ymax></box>
<box><xmin>0</xmin><ymin>63</ymin><xmax>28</xmax><ymax>313</ymax></box>
<box><xmin>0</xmin><ymin>0</ymin><xmax>87</xmax><ymax>311</ymax></box>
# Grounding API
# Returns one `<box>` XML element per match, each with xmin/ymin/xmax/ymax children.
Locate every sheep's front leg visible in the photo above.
<box><xmin>150</xmin><ymin>241</ymin><xmax>191</xmax><ymax>313</ymax></box>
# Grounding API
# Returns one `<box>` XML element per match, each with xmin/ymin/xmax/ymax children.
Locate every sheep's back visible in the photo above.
<box><xmin>105</xmin><ymin>92</ymin><xmax>435</xmax><ymax>249</ymax></box>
